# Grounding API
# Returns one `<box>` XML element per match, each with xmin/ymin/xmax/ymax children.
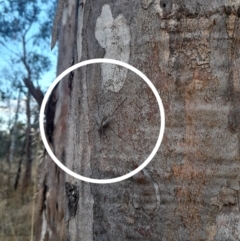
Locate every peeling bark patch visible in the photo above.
<box><xmin>225</xmin><ymin>7</ymin><xmax>236</xmax><ymax>38</ymax></box>
<box><xmin>153</xmin><ymin>0</ymin><xmax>173</xmax><ymax>18</ymax></box>
<box><xmin>68</xmin><ymin>0</ymin><xmax>75</xmax><ymax>16</ymax></box>
<box><xmin>211</xmin><ymin>186</ymin><xmax>237</xmax><ymax>210</ymax></box>
<box><xmin>154</xmin><ymin>0</ymin><xmax>164</xmax><ymax>18</ymax></box>
<box><xmin>51</xmin><ymin>0</ymin><xmax>66</xmax><ymax>49</ymax></box>
<box><xmin>95</xmin><ymin>4</ymin><xmax>131</xmax><ymax>92</ymax></box>
<box><xmin>141</xmin><ymin>0</ymin><xmax>154</xmax><ymax>10</ymax></box>
<box><xmin>65</xmin><ymin>182</ymin><xmax>79</xmax><ymax>218</ymax></box>
<box><xmin>77</xmin><ymin>0</ymin><xmax>86</xmax><ymax>61</ymax></box>
<box><xmin>40</xmin><ymin>211</ymin><xmax>47</xmax><ymax>241</ymax></box>
<box><xmin>142</xmin><ymin>169</ymin><xmax>161</xmax><ymax>215</ymax></box>
<box><xmin>133</xmin><ymin>169</ymin><xmax>160</xmax><ymax>216</ymax></box>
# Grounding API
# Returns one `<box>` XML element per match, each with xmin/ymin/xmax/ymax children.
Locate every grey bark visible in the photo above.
<box><xmin>22</xmin><ymin>91</ymin><xmax>32</xmax><ymax>190</ymax></box>
<box><xmin>36</xmin><ymin>0</ymin><xmax>240</xmax><ymax>241</ymax></box>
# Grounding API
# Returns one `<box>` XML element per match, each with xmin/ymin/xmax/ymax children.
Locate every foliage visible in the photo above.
<box><xmin>0</xmin><ymin>0</ymin><xmax>57</xmax><ymax>98</ymax></box>
<box><xmin>0</xmin><ymin>0</ymin><xmax>57</xmax><ymax>160</ymax></box>
<box><xmin>0</xmin><ymin>0</ymin><xmax>57</xmax><ymax>188</ymax></box>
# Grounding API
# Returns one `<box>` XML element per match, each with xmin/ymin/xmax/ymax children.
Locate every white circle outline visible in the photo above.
<box><xmin>39</xmin><ymin>58</ymin><xmax>165</xmax><ymax>184</ymax></box>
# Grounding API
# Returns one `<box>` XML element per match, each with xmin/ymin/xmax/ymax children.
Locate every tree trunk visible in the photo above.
<box><xmin>37</xmin><ymin>1</ymin><xmax>240</xmax><ymax>240</ymax></box>
<box><xmin>14</xmin><ymin>138</ymin><xmax>25</xmax><ymax>190</ymax></box>
<box><xmin>22</xmin><ymin>91</ymin><xmax>32</xmax><ymax>191</ymax></box>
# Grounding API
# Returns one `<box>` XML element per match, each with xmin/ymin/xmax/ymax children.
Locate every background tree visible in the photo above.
<box><xmin>0</xmin><ymin>0</ymin><xmax>56</xmax><ymax>106</ymax></box>
<box><xmin>0</xmin><ymin>1</ymin><xmax>58</xmax><ymax>240</ymax></box>
<box><xmin>0</xmin><ymin>0</ymin><xmax>57</xmax><ymax>185</ymax></box>
<box><xmin>37</xmin><ymin>0</ymin><xmax>240</xmax><ymax>241</ymax></box>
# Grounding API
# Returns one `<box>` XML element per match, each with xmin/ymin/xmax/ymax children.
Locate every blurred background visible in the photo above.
<box><xmin>0</xmin><ymin>1</ymin><xmax>57</xmax><ymax>240</ymax></box>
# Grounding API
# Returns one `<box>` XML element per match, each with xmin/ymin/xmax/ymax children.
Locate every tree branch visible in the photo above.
<box><xmin>20</xmin><ymin>34</ymin><xmax>43</xmax><ymax>107</ymax></box>
<box><xmin>23</xmin><ymin>78</ymin><xmax>43</xmax><ymax>107</ymax></box>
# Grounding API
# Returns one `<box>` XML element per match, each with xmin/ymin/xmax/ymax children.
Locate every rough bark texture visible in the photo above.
<box><xmin>35</xmin><ymin>0</ymin><xmax>77</xmax><ymax>240</ymax></box>
<box><xmin>37</xmin><ymin>0</ymin><xmax>240</xmax><ymax>240</ymax></box>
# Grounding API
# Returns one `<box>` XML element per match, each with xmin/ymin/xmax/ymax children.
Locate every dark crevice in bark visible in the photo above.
<box><xmin>42</xmin><ymin>178</ymin><xmax>48</xmax><ymax>211</ymax></box>
<box><xmin>45</xmin><ymin>85</ymin><xmax>58</xmax><ymax>145</ymax></box>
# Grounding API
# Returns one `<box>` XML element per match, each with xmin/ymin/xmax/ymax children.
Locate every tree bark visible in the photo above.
<box><xmin>22</xmin><ymin>91</ymin><xmax>32</xmax><ymax>191</ymax></box>
<box><xmin>23</xmin><ymin>78</ymin><xmax>43</xmax><ymax>107</ymax></box>
<box><xmin>14</xmin><ymin>138</ymin><xmax>25</xmax><ymax>190</ymax></box>
<box><xmin>35</xmin><ymin>0</ymin><xmax>76</xmax><ymax>240</ymax></box>
<box><xmin>37</xmin><ymin>1</ymin><xmax>240</xmax><ymax>240</ymax></box>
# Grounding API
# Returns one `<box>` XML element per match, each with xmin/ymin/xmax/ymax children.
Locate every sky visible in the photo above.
<box><xmin>0</xmin><ymin>0</ymin><xmax>58</xmax><ymax>131</ymax></box>
<box><xmin>0</xmin><ymin>48</ymin><xmax>58</xmax><ymax>131</ymax></box>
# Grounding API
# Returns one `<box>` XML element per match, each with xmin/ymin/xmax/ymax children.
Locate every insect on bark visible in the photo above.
<box><xmin>93</xmin><ymin>96</ymin><xmax>127</xmax><ymax>141</ymax></box>
<box><xmin>65</xmin><ymin>182</ymin><xmax>79</xmax><ymax>219</ymax></box>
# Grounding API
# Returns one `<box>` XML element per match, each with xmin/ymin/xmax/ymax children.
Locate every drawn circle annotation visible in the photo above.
<box><xmin>39</xmin><ymin>58</ymin><xmax>165</xmax><ymax>184</ymax></box>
